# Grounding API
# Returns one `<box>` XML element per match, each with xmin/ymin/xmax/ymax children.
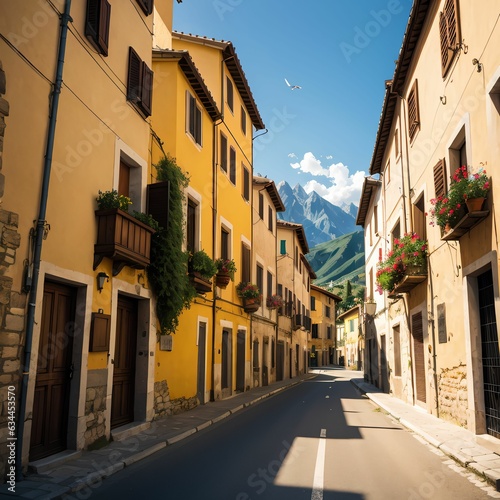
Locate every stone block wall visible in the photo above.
<box><xmin>0</xmin><ymin>61</ymin><xmax>24</xmax><ymax>482</ymax></box>
<box><xmin>153</xmin><ymin>380</ymin><xmax>171</xmax><ymax>420</ymax></box>
<box><xmin>84</xmin><ymin>370</ymin><xmax>107</xmax><ymax>448</ymax></box>
<box><xmin>438</xmin><ymin>363</ymin><xmax>468</xmax><ymax>428</ymax></box>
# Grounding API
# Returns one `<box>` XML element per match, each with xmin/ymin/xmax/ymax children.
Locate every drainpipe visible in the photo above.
<box><xmin>16</xmin><ymin>0</ymin><xmax>72</xmax><ymax>479</ymax></box>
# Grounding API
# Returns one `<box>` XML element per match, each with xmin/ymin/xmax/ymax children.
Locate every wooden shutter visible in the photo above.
<box><xmin>85</xmin><ymin>0</ymin><xmax>111</xmax><ymax>56</ymax></box>
<box><xmin>230</xmin><ymin>147</ymin><xmax>236</xmax><ymax>184</ymax></box>
<box><xmin>226</xmin><ymin>76</ymin><xmax>233</xmax><ymax>112</ymax></box>
<box><xmin>241</xmin><ymin>243</ymin><xmax>250</xmax><ymax>283</ymax></box>
<box><xmin>136</xmin><ymin>0</ymin><xmax>153</xmax><ymax>15</ymax></box>
<box><xmin>433</xmin><ymin>158</ymin><xmax>447</xmax><ymax>199</ymax></box>
<box><xmin>243</xmin><ymin>166</ymin><xmax>250</xmax><ymax>201</ymax></box>
<box><xmin>220</xmin><ymin>134</ymin><xmax>227</xmax><ymax>172</ymax></box>
<box><xmin>241</xmin><ymin>106</ymin><xmax>247</xmax><ymax>135</ymax></box>
<box><xmin>146</xmin><ymin>181</ymin><xmax>170</xmax><ymax>230</ymax></box>
<box><xmin>267</xmin><ymin>271</ymin><xmax>273</xmax><ymax>298</ymax></box>
<box><xmin>127</xmin><ymin>47</ymin><xmax>142</xmax><ymax>103</ymax></box>
<box><xmin>407</xmin><ymin>79</ymin><xmax>420</xmax><ymax>141</ymax></box>
<box><xmin>141</xmin><ymin>62</ymin><xmax>153</xmax><ymax>117</ymax></box>
<box><xmin>268</xmin><ymin>206</ymin><xmax>273</xmax><ymax>233</ymax></box>
<box><xmin>258</xmin><ymin>192</ymin><xmax>264</xmax><ymax>219</ymax></box>
<box><xmin>440</xmin><ymin>0</ymin><xmax>460</xmax><ymax>76</ymax></box>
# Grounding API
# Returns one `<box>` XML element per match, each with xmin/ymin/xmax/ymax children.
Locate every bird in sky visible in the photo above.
<box><xmin>284</xmin><ymin>78</ymin><xmax>301</xmax><ymax>90</ymax></box>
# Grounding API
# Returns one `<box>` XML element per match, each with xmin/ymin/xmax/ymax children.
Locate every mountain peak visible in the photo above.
<box><xmin>293</xmin><ymin>183</ymin><xmax>308</xmax><ymax>199</ymax></box>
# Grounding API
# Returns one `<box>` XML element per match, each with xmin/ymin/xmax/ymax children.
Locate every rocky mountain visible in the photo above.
<box><xmin>277</xmin><ymin>181</ymin><xmax>359</xmax><ymax>248</ymax></box>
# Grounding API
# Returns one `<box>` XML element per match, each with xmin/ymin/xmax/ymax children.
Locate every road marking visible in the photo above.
<box><xmin>311</xmin><ymin>429</ymin><xmax>326</xmax><ymax>500</ymax></box>
<box><xmin>325</xmin><ymin>395</ymin><xmax>330</xmax><ymax>399</ymax></box>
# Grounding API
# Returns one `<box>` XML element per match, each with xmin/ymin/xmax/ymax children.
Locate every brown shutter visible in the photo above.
<box><xmin>220</xmin><ymin>134</ymin><xmax>227</xmax><ymax>172</ymax></box>
<box><xmin>85</xmin><ymin>0</ymin><xmax>110</xmax><ymax>56</ymax></box>
<box><xmin>136</xmin><ymin>0</ymin><xmax>153</xmax><ymax>15</ymax></box>
<box><xmin>127</xmin><ymin>47</ymin><xmax>142</xmax><ymax>103</ymax></box>
<box><xmin>440</xmin><ymin>0</ymin><xmax>460</xmax><ymax>77</ymax></box>
<box><xmin>241</xmin><ymin>243</ymin><xmax>250</xmax><ymax>283</ymax></box>
<box><xmin>407</xmin><ymin>79</ymin><xmax>420</xmax><ymax>141</ymax></box>
<box><xmin>141</xmin><ymin>62</ymin><xmax>153</xmax><ymax>117</ymax></box>
<box><xmin>433</xmin><ymin>158</ymin><xmax>447</xmax><ymax>199</ymax></box>
<box><xmin>243</xmin><ymin>167</ymin><xmax>249</xmax><ymax>201</ymax></box>
<box><xmin>230</xmin><ymin>147</ymin><xmax>236</xmax><ymax>184</ymax></box>
<box><xmin>146</xmin><ymin>181</ymin><xmax>170</xmax><ymax>230</ymax></box>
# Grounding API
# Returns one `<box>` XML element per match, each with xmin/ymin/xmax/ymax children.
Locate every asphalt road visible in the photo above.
<box><xmin>87</xmin><ymin>369</ymin><xmax>494</xmax><ymax>499</ymax></box>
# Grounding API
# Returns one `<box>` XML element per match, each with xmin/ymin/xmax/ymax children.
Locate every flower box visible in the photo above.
<box><xmin>190</xmin><ymin>272</ymin><xmax>213</xmax><ymax>293</ymax></box>
<box><xmin>441</xmin><ymin>209</ymin><xmax>490</xmax><ymax>241</ymax></box>
<box><xmin>243</xmin><ymin>297</ymin><xmax>260</xmax><ymax>313</ymax></box>
<box><xmin>94</xmin><ymin>208</ymin><xmax>155</xmax><ymax>275</ymax></box>
<box><xmin>215</xmin><ymin>271</ymin><xmax>231</xmax><ymax>289</ymax></box>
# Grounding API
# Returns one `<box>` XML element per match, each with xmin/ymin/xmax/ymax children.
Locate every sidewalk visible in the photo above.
<box><xmin>351</xmin><ymin>377</ymin><xmax>500</xmax><ymax>492</ymax></box>
<box><xmin>0</xmin><ymin>374</ymin><xmax>313</xmax><ymax>499</ymax></box>
<box><xmin>2</xmin><ymin>370</ymin><xmax>500</xmax><ymax>498</ymax></box>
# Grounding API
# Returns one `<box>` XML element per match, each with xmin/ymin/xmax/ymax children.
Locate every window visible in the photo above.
<box><xmin>187</xmin><ymin>93</ymin><xmax>202</xmax><ymax>146</ymax></box>
<box><xmin>413</xmin><ymin>195</ymin><xmax>426</xmax><ymax>241</ymax></box>
<box><xmin>241</xmin><ymin>243</ymin><xmax>250</xmax><ymax>283</ymax></box>
<box><xmin>392</xmin><ymin>220</ymin><xmax>401</xmax><ymax>248</ymax></box>
<box><xmin>187</xmin><ymin>198</ymin><xmax>198</xmax><ymax>252</ymax></box>
<box><xmin>327</xmin><ymin>325</ymin><xmax>332</xmax><ymax>340</ymax></box>
<box><xmin>253</xmin><ymin>339</ymin><xmax>259</xmax><ymax>369</ymax></box>
<box><xmin>373</xmin><ymin>205</ymin><xmax>378</xmax><ymax>235</ymax></box>
<box><xmin>118</xmin><ymin>158</ymin><xmax>141</xmax><ymax>212</ymax></box>
<box><xmin>136</xmin><ymin>0</ymin><xmax>153</xmax><ymax>15</ymax></box>
<box><xmin>267</xmin><ymin>271</ymin><xmax>273</xmax><ymax>298</ymax></box>
<box><xmin>280</xmin><ymin>240</ymin><xmax>286</xmax><ymax>255</ymax></box>
<box><xmin>118</xmin><ymin>160</ymin><xmax>130</xmax><ymax>197</ymax></box>
<box><xmin>449</xmin><ymin>123</ymin><xmax>468</xmax><ymax>175</ymax></box>
<box><xmin>241</xmin><ymin>106</ymin><xmax>247</xmax><ymax>135</ymax></box>
<box><xmin>268</xmin><ymin>206</ymin><xmax>273</xmax><ymax>233</ymax></box>
<box><xmin>385</xmin><ymin>160</ymin><xmax>391</xmax><ymax>187</ymax></box>
<box><xmin>433</xmin><ymin>158</ymin><xmax>447</xmax><ymax>199</ymax></box>
<box><xmin>394</xmin><ymin>128</ymin><xmax>400</xmax><ymax>158</ymax></box>
<box><xmin>229</xmin><ymin>147</ymin><xmax>236</xmax><ymax>184</ymax></box>
<box><xmin>295</xmin><ymin>246</ymin><xmax>298</xmax><ymax>268</ymax></box>
<box><xmin>439</xmin><ymin>0</ymin><xmax>460</xmax><ymax>77</ymax></box>
<box><xmin>369</xmin><ymin>267</ymin><xmax>374</xmax><ymax>301</ymax></box>
<box><xmin>85</xmin><ymin>0</ymin><xmax>111</xmax><ymax>56</ymax></box>
<box><xmin>146</xmin><ymin>180</ymin><xmax>170</xmax><ymax>230</ymax></box>
<box><xmin>226</xmin><ymin>76</ymin><xmax>234</xmax><ymax>113</ymax></box>
<box><xmin>277</xmin><ymin>284</ymin><xmax>284</xmax><ymax>315</ymax></box>
<box><xmin>127</xmin><ymin>47</ymin><xmax>153</xmax><ymax>117</ymax></box>
<box><xmin>221</xmin><ymin>228</ymin><xmax>230</xmax><ymax>260</ymax></box>
<box><xmin>242</xmin><ymin>165</ymin><xmax>250</xmax><ymax>201</ymax></box>
<box><xmin>256</xmin><ymin>264</ymin><xmax>264</xmax><ymax>295</ymax></box>
<box><xmin>393</xmin><ymin>325</ymin><xmax>401</xmax><ymax>376</ymax></box>
<box><xmin>408</xmin><ymin>79</ymin><xmax>420</xmax><ymax>141</ymax></box>
<box><xmin>311</xmin><ymin>296</ymin><xmax>316</xmax><ymax>311</ymax></box>
<box><xmin>258</xmin><ymin>193</ymin><xmax>264</xmax><ymax>219</ymax></box>
<box><xmin>220</xmin><ymin>133</ymin><xmax>228</xmax><ymax>173</ymax></box>
<box><xmin>325</xmin><ymin>305</ymin><xmax>331</xmax><ymax>319</ymax></box>
<box><xmin>349</xmin><ymin>319</ymin><xmax>354</xmax><ymax>332</ymax></box>
<box><xmin>312</xmin><ymin>324</ymin><xmax>319</xmax><ymax>339</ymax></box>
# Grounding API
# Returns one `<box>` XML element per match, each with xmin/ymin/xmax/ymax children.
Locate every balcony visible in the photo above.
<box><xmin>93</xmin><ymin>208</ymin><xmax>155</xmax><ymax>275</ymax></box>
<box><xmin>441</xmin><ymin>210</ymin><xmax>490</xmax><ymax>241</ymax></box>
<box><xmin>389</xmin><ymin>264</ymin><xmax>427</xmax><ymax>296</ymax></box>
<box><xmin>294</xmin><ymin>314</ymin><xmax>312</xmax><ymax>331</ymax></box>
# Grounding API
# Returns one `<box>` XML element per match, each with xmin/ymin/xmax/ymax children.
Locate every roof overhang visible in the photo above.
<box><xmin>301</xmin><ymin>254</ymin><xmax>316</xmax><ymax>280</ymax></box>
<box><xmin>310</xmin><ymin>284</ymin><xmax>342</xmax><ymax>302</ymax></box>
<box><xmin>253</xmin><ymin>176</ymin><xmax>285</xmax><ymax>212</ymax></box>
<box><xmin>153</xmin><ymin>49</ymin><xmax>221</xmax><ymax>122</ymax></box>
<box><xmin>369</xmin><ymin>0</ymin><xmax>431</xmax><ymax>175</ymax></box>
<box><xmin>356</xmin><ymin>177</ymin><xmax>382</xmax><ymax>226</ymax></box>
<box><xmin>277</xmin><ymin>220</ymin><xmax>309</xmax><ymax>255</ymax></box>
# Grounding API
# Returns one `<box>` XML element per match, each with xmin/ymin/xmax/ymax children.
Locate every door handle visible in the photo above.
<box><xmin>69</xmin><ymin>363</ymin><xmax>74</xmax><ymax>379</ymax></box>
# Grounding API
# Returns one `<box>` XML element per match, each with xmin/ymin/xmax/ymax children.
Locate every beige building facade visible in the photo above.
<box><xmin>358</xmin><ymin>0</ymin><xmax>500</xmax><ymax>435</ymax></box>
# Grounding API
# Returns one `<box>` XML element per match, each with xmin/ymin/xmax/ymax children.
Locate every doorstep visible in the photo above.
<box><xmin>29</xmin><ymin>450</ymin><xmax>82</xmax><ymax>474</ymax></box>
<box><xmin>111</xmin><ymin>421</ymin><xmax>151</xmax><ymax>442</ymax></box>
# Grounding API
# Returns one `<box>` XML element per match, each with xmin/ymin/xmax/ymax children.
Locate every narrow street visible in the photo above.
<box><xmin>87</xmin><ymin>369</ymin><xmax>495</xmax><ymax>500</ymax></box>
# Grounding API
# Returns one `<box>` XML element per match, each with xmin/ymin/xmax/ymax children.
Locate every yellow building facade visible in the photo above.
<box><xmin>251</xmin><ymin>176</ymin><xmax>285</xmax><ymax>387</ymax></box>
<box><xmin>309</xmin><ymin>285</ymin><xmax>341</xmax><ymax>367</ymax></box>
<box><xmin>0</xmin><ymin>0</ymin><xmax>173</xmax><ymax>476</ymax></box>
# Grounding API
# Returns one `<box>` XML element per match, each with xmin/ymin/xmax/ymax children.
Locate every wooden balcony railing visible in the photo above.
<box><xmin>93</xmin><ymin>208</ymin><xmax>155</xmax><ymax>275</ymax></box>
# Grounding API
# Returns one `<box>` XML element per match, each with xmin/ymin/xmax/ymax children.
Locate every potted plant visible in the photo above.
<box><xmin>214</xmin><ymin>258</ymin><xmax>237</xmax><ymax>289</ymax></box>
<box><xmin>376</xmin><ymin>232</ymin><xmax>428</xmax><ymax>293</ymax></box>
<box><xmin>188</xmin><ymin>250</ymin><xmax>217</xmax><ymax>293</ymax></box>
<box><xmin>460</xmin><ymin>166</ymin><xmax>490</xmax><ymax>211</ymax></box>
<box><xmin>236</xmin><ymin>282</ymin><xmax>261</xmax><ymax>313</ymax></box>
<box><xmin>266</xmin><ymin>294</ymin><xmax>284</xmax><ymax>310</ymax></box>
<box><xmin>96</xmin><ymin>190</ymin><xmax>132</xmax><ymax>211</ymax></box>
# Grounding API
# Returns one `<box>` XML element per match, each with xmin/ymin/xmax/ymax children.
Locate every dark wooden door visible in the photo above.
<box><xmin>30</xmin><ymin>281</ymin><xmax>76</xmax><ymax>461</ymax></box>
<box><xmin>276</xmin><ymin>342</ymin><xmax>284</xmax><ymax>381</ymax></box>
<box><xmin>111</xmin><ymin>296</ymin><xmax>137</xmax><ymax>428</ymax></box>
<box><xmin>236</xmin><ymin>330</ymin><xmax>245</xmax><ymax>392</ymax></box>
<box><xmin>197</xmin><ymin>323</ymin><xmax>206</xmax><ymax>404</ymax></box>
<box><xmin>412</xmin><ymin>312</ymin><xmax>426</xmax><ymax>403</ymax></box>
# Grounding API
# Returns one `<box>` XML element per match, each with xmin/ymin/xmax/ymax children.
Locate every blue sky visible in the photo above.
<box><xmin>173</xmin><ymin>0</ymin><xmax>412</xmax><ymax>207</ymax></box>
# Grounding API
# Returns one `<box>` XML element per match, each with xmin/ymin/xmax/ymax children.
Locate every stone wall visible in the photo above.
<box><xmin>438</xmin><ymin>363</ymin><xmax>468</xmax><ymax>428</ymax></box>
<box><xmin>153</xmin><ymin>380</ymin><xmax>171</xmax><ymax>420</ymax></box>
<box><xmin>0</xmin><ymin>61</ymin><xmax>24</xmax><ymax>481</ymax></box>
<box><xmin>169</xmin><ymin>395</ymin><xmax>197</xmax><ymax>415</ymax></box>
<box><xmin>84</xmin><ymin>370</ymin><xmax>107</xmax><ymax>448</ymax></box>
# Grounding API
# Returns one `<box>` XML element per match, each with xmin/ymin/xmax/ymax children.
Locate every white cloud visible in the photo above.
<box><xmin>291</xmin><ymin>152</ymin><xmax>365</xmax><ymax>206</ymax></box>
<box><xmin>325</xmin><ymin>155</ymin><xmax>333</xmax><ymax>160</ymax></box>
<box><xmin>288</xmin><ymin>153</ymin><xmax>297</xmax><ymax>159</ymax></box>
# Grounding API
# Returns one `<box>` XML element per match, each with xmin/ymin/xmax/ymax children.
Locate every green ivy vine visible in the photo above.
<box><xmin>147</xmin><ymin>155</ymin><xmax>197</xmax><ymax>335</ymax></box>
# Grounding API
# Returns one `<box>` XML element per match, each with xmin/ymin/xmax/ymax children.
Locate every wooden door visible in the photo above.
<box><xmin>30</xmin><ymin>282</ymin><xmax>76</xmax><ymax>461</ymax></box>
<box><xmin>236</xmin><ymin>330</ymin><xmax>245</xmax><ymax>392</ymax></box>
<box><xmin>111</xmin><ymin>296</ymin><xmax>137</xmax><ymax>428</ymax></box>
<box><xmin>276</xmin><ymin>342</ymin><xmax>284</xmax><ymax>381</ymax></box>
<box><xmin>412</xmin><ymin>312</ymin><xmax>426</xmax><ymax>403</ymax></box>
<box><xmin>197</xmin><ymin>323</ymin><xmax>206</xmax><ymax>404</ymax></box>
